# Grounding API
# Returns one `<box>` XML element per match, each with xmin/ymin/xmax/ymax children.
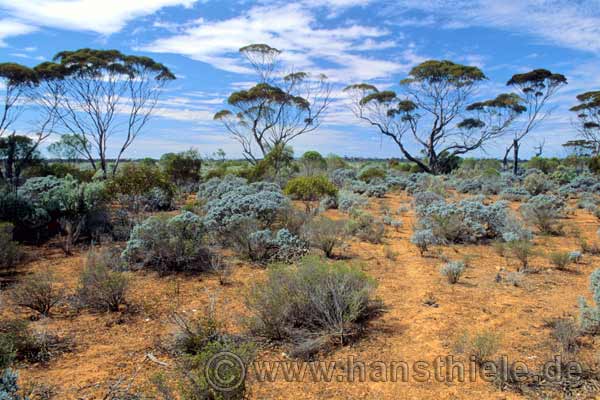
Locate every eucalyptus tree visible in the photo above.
<box><xmin>214</xmin><ymin>44</ymin><xmax>331</xmax><ymax>164</ymax></box>
<box><xmin>503</xmin><ymin>69</ymin><xmax>567</xmax><ymax>174</ymax></box>
<box><xmin>570</xmin><ymin>91</ymin><xmax>600</xmax><ymax>156</ymax></box>
<box><xmin>0</xmin><ymin>63</ymin><xmax>58</xmax><ymax>186</ymax></box>
<box><xmin>345</xmin><ymin>60</ymin><xmax>525</xmax><ymax>174</ymax></box>
<box><xmin>34</xmin><ymin>49</ymin><xmax>176</xmax><ymax>178</ymax></box>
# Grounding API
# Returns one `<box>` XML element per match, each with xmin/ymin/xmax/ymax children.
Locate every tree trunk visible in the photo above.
<box><xmin>512</xmin><ymin>139</ymin><xmax>519</xmax><ymax>175</ymax></box>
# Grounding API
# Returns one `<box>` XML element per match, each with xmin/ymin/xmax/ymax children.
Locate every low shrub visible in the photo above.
<box><xmin>454</xmin><ymin>330</ymin><xmax>500</xmax><ymax>365</ymax></box>
<box><xmin>440</xmin><ymin>261</ymin><xmax>465</xmax><ymax>284</ymax></box>
<box><xmin>246</xmin><ymin>228</ymin><xmax>308</xmax><ymax>263</ymax></box>
<box><xmin>11</xmin><ymin>272</ymin><xmax>64</xmax><ymax>317</ymax></box>
<box><xmin>548</xmin><ymin>251</ymin><xmax>572</xmax><ymax>271</ymax></box>
<box><xmin>319</xmin><ymin>195</ymin><xmax>338</xmax><ymax>210</ymax></box>
<box><xmin>363</xmin><ymin>183</ymin><xmax>388</xmax><ymax>198</ymax></box>
<box><xmin>410</xmin><ymin>229</ymin><xmax>438</xmax><ymax>256</ymax></box>
<box><xmin>168</xmin><ymin>305</ymin><xmax>255</xmax><ymax>400</ymax></box>
<box><xmin>520</xmin><ymin>194</ymin><xmax>565</xmax><ymax>235</ymax></box>
<box><xmin>579</xmin><ymin>269</ymin><xmax>600</xmax><ymax>334</ymax></box>
<box><xmin>302</xmin><ymin>216</ymin><xmax>348</xmax><ymax>258</ymax></box>
<box><xmin>0</xmin><ymin>223</ymin><xmax>20</xmax><ymax>274</ymax></box>
<box><xmin>499</xmin><ymin>187</ymin><xmax>530</xmax><ymax>202</ymax></box>
<box><xmin>346</xmin><ymin>212</ymin><xmax>385</xmax><ymax>244</ymax></box>
<box><xmin>0</xmin><ymin>319</ymin><xmax>71</xmax><ymax>365</ymax></box>
<box><xmin>0</xmin><ymin>369</ymin><xmax>26</xmax><ymax>400</ymax></box>
<box><xmin>284</xmin><ymin>175</ymin><xmax>338</xmax><ymax>202</ymax></box>
<box><xmin>122</xmin><ymin>212</ymin><xmax>212</xmax><ymax>275</ymax></box>
<box><xmin>338</xmin><ymin>190</ymin><xmax>367</xmax><ymax>213</ymax></box>
<box><xmin>77</xmin><ymin>248</ymin><xmax>129</xmax><ymax>312</ymax></box>
<box><xmin>159</xmin><ymin>149</ymin><xmax>202</xmax><ymax>188</ymax></box>
<box><xmin>358</xmin><ymin>166</ymin><xmax>386</xmax><ymax>182</ymax></box>
<box><xmin>523</xmin><ymin>172</ymin><xmax>555</xmax><ymax>195</ymax></box>
<box><xmin>329</xmin><ymin>168</ymin><xmax>356</xmax><ymax>187</ymax></box>
<box><xmin>246</xmin><ymin>256</ymin><xmax>382</xmax><ymax>359</ymax></box>
<box><xmin>503</xmin><ymin>240</ymin><xmax>535</xmax><ymax>271</ymax></box>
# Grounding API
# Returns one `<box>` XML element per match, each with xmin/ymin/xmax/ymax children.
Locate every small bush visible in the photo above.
<box><xmin>246</xmin><ymin>256</ymin><xmax>382</xmax><ymax>358</ymax></box>
<box><xmin>302</xmin><ymin>216</ymin><xmax>348</xmax><ymax>258</ymax></box>
<box><xmin>578</xmin><ymin>269</ymin><xmax>600</xmax><ymax>333</ymax></box>
<box><xmin>548</xmin><ymin>251</ymin><xmax>572</xmax><ymax>271</ymax></box>
<box><xmin>503</xmin><ymin>240</ymin><xmax>534</xmax><ymax>271</ymax></box>
<box><xmin>499</xmin><ymin>187</ymin><xmax>530</xmax><ymax>202</ymax></box>
<box><xmin>346</xmin><ymin>212</ymin><xmax>385</xmax><ymax>244</ymax></box>
<box><xmin>523</xmin><ymin>172</ymin><xmax>554</xmax><ymax>195</ymax></box>
<box><xmin>0</xmin><ymin>319</ymin><xmax>70</xmax><ymax>365</ymax></box>
<box><xmin>520</xmin><ymin>194</ymin><xmax>565</xmax><ymax>235</ymax></box>
<box><xmin>440</xmin><ymin>261</ymin><xmax>465</xmax><ymax>284</ymax></box>
<box><xmin>550</xmin><ymin>318</ymin><xmax>579</xmax><ymax>353</ymax></box>
<box><xmin>329</xmin><ymin>168</ymin><xmax>356</xmax><ymax>187</ymax></box>
<box><xmin>455</xmin><ymin>330</ymin><xmax>500</xmax><ymax>365</ymax></box>
<box><xmin>169</xmin><ymin>304</ymin><xmax>255</xmax><ymax>400</ymax></box>
<box><xmin>358</xmin><ymin>166</ymin><xmax>386</xmax><ymax>182</ymax></box>
<box><xmin>410</xmin><ymin>229</ymin><xmax>438</xmax><ymax>256</ymax></box>
<box><xmin>338</xmin><ymin>190</ymin><xmax>367</xmax><ymax>213</ymax></box>
<box><xmin>0</xmin><ymin>369</ymin><xmax>26</xmax><ymax>400</ymax></box>
<box><xmin>0</xmin><ymin>223</ymin><xmax>20</xmax><ymax>274</ymax></box>
<box><xmin>77</xmin><ymin>248</ymin><xmax>129</xmax><ymax>312</ymax></box>
<box><xmin>284</xmin><ymin>176</ymin><xmax>338</xmax><ymax>202</ymax></box>
<box><xmin>11</xmin><ymin>272</ymin><xmax>64</xmax><ymax>317</ymax></box>
<box><xmin>122</xmin><ymin>212</ymin><xmax>211</xmax><ymax>275</ymax></box>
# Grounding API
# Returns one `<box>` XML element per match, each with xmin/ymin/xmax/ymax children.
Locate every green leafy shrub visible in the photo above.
<box><xmin>11</xmin><ymin>271</ymin><xmax>64</xmax><ymax>317</ymax></box>
<box><xmin>122</xmin><ymin>212</ymin><xmax>212</xmax><ymax>275</ymax></box>
<box><xmin>358</xmin><ymin>166</ymin><xmax>386</xmax><ymax>182</ymax></box>
<box><xmin>302</xmin><ymin>215</ymin><xmax>348</xmax><ymax>258</ymax></box>
<box><xmin>77</xmin><ymin>248</ymin><xmax>129</xmax><ymax>312</ymax></box>
<box><xmin>159</xmin><ymin>149</ymin><xmax>202</xmax><ymax>188</ymax></box>
<box><xmin>299</xmin><ymin>150</ymin><xmax>327</xmax><ymax>176</ymax></box>
<box><xmin>246</xmin><ymin>256</ymin><xmax>382</xmax><ymax>358</ymax></box>
<box><xmin>108</xmin><ymin>162</ymin><xmax>174</xmax><ymax>211</ymax></box>
<box><xmin>284</xmin><ymin>175</ymin><xmax>338</xmax><ymax>202</ymax></box>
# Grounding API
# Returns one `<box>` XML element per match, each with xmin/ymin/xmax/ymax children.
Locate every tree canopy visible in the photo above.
<box><xmin>345</xmin><ymin>60</ymin><xmax>523</xmax><ymax>174</ymax></box>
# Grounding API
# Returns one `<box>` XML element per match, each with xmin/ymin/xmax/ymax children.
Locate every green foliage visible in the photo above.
<box><xmin>284</xmin><ymin>175</ymin><xmax>338</xmax><ymax>202</ymax></box>
<box><xmin>77</xmin><ymin>248</ymin><xmax>129</xmax><ymax>312</ymax></box>
<box><xmin>358</xmin><ymin>166</ymin><xmax>386</xmax><ymax>182</ymax></box>
<box><xmin>25</xmin><ymin>162</ymin><xmax>94</xmax><ymax>182</ymax></box>
<box><xmin>246</xmin><ymin>256</ymin><xmax>381</xmax><ymax>358</ymax></box>
<box><xmin>108</xmin><ymin>162</ymin><xmax>173</xmax><ymax>197</ymax></box>
<box><xmin>159</xmin><ymin>149</ymin><xmax>202</xmax><ymax>187</ymax></box>
<box><xmin>299</xmin><ymin>150</ymin><xmax>327</xmax><ymax>175</ymax></box>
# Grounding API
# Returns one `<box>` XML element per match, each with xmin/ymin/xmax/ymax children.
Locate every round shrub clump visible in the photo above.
<box><xmin>284</xmin><ymin>176</ymin><xmax>338</xmax><ymax>202</ymax></box>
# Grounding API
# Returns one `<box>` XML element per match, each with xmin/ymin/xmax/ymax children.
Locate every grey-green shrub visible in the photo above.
<box><xmin>77</xmin><ymin>248</ymin><xmax>129</xmax><ymax>312</ymax></box>
<box><xmin>246</xmin><ymin>256</ymin><xmax>381</xmax><ymax>358</ymax></box>
<box><xmin>122</xmin><ymin>211</ymin><xmax>211</xmax><ymax>275</ymax></box>
<box><xmin>302</xmin><ymin>215</ymin><xmax>348</xmax><ymax>258</ymax></box>
<box><xmin>520</xmin><ymin>194</ymin><xmax>565</xmax><ymax>235</ymax></box>
<box><xmin>440</xmin><ymin>261</ymin><xmax>465</xmax><ymax>284</ymax></box>
<box><xmin>579</xmin><ymin>269</ymin><xmax>600</xmax><ymax>334</ymax></box>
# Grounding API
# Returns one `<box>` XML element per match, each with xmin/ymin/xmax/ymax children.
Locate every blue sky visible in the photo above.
<box><xmin>1</xmin><ymin>0</ymin><xmax>599</xmax><ymax>159</ymax></box>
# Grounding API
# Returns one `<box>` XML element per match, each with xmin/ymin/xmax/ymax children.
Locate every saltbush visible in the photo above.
<box><xmin>410</xmin><ymin>229</ymin><xmax>438</xmax><ymax>256</ymax></box>
<box><xmin>122</xmin><ymin>212</ymin><xmax>211</xmax><ymax>274</ymax></box>
<box><xmin>346</xmin><ymin>211</ymin><xmax>385</xmax><ymax>244</ymax></box>
<box><xmin>329</xmin><ymin>168</ymin><xmax>356</xmax><ymax>187</ymax></box>
<box><xmin>523</xmin><ymin>172</ymin><xmax>555</xmax><ymax>195</ymax></box>
<box><xmin>579</xmin><ymin>269</ymin><xmax>600</xmax><ymax>334</ymax></box>
<box><xmin>338</xmin><ymin>190</ymin><xmax>367</xmax><ymax>213</ymax></box>
<box><xmin>499</xmin><ymin>187</ymin><xmax>530</xmax><ymax>202</ymax></box>
<box><xmin>441</xmin><ymin>261</ymin><xmax>465</xmax><ymax>284</ymax></box>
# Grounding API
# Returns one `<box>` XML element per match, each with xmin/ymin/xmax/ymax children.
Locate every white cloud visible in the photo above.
<box><xmin>0</xmin><ymin>0</ymin><xmax>198</xmax><ymax>35</ymax></box>
<box><xmin>141</xmin><ymin>3</ymin><xmax>413</xmax><ymax>81</ymax></box>
<box><xmin>0</xmin><ymin>19</ymin><xmax>36</xmax><ymax>46</ymax></box>
<box><xmin>389</xmin><ymin>0</ymin><xmax>600</xmax><ymax>54</ymax></box>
